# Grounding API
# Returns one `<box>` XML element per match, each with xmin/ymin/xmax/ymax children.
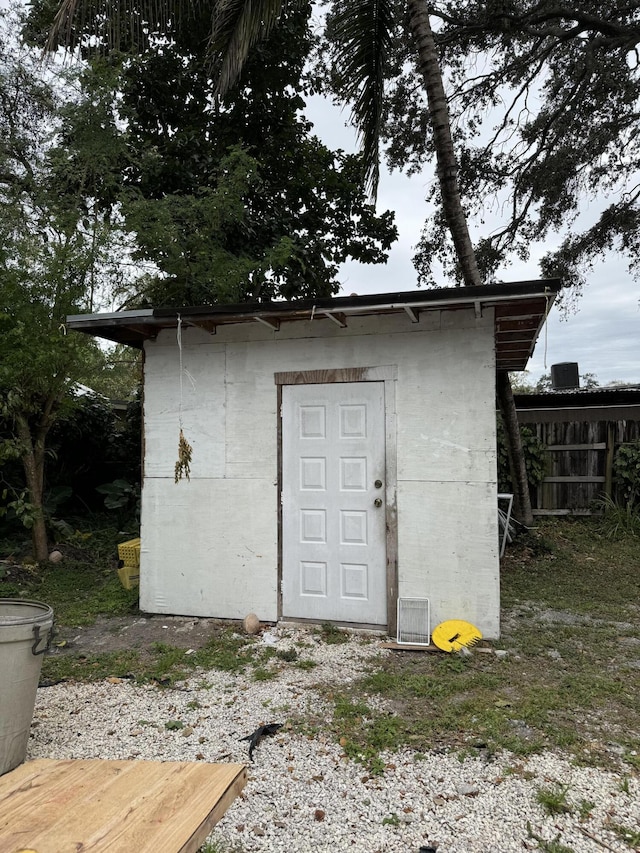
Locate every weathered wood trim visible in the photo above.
<box><xmin>141</xmin><ymin>346</ymin><xmax>146</xmax><ymax>482</ymax></box>
<box><xmin>274</xmin><ymin>366</ymin><xmax>397</xmax><ymax>385</ymax></box>
<box><xmin>605</xmin><ymin>423</ymin><xmax>615</xmax><ymax>498</ymax></box>
<box><xmin>279</xmin><ymin>616</ymin><xmax>387</xmax><ymax>632</ymax></box>
<box><xmin>542</xmin><ymin>475</ymin><xmax>606</xmax><ymax>483</ymax></box>
<box><xmin>322</xmin><ymin>311</ymin><xmax>347</xmax><ymax>327</ymax></box>
<box><xmin>384</xmin><ymin>375</ymin><xmax>399</xmax><ymax>638</ymax></box>
<box><xmin>275</xmin><ymin>367</ymin><xmax>399</xmax><ymax>634</ymax></box>
<box><xmin>185</xmin><ymin>318</ymin><xmax>217</xmax><ymax>335</ymax></box>
<box><xmin>255</xmin><ymin>316</ymin><xmax>280</xmax><ymax>331</ymax></box>
<box><xmin>404</xmin><ymin>306</ymin><xmax>419</xmax><ymax>323</ymax></box>
<box><xmin>276</xmin><ymin>383</ymin><xmax>283</xmax><ymax>620</ymax></box>
<box><xmin>546</xmin><ymin>443</ymin><xmax>607</xmax><ymax>451</ymax></box>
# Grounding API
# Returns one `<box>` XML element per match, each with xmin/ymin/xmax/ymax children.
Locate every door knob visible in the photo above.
<box><xmin>374</xmin><ymin>498</ymin><xmax>383</xmax><ymax>508</ymax></box>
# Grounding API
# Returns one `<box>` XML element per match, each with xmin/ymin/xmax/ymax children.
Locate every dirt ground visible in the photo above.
<box><xmin>52</xmin><ymin>614</ymin><xmax>242</xmax><ymax>656</ymax></box>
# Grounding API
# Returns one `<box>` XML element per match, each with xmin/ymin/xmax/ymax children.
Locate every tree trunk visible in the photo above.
<box><xmin>408</xmin><ymin>0</ymin><xmax>533</xmax><ymax>529</ymax></box>
<box><xmin>496</xmin><ymin>371</ymin><xmax>534</xmax><ymax>527</ymax></box>
<box><xmin>406</xmin><ymin>0</ymin><xmax>482</xmax><ymax>288</ymax></box>
<box><xmin>16</xmin><ymin>414</ymin><xmax>49</xmax><ymax>562</ymax></box>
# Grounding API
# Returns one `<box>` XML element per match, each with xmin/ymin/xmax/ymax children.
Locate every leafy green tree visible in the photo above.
<box><xmin>0</xmin><ymin>9</ymin><xmax>125</xmax><ymax>559</ymax></box>
<box><xmin>77</xmin><ymin>345</ymin><xmax>142</xmax><ymax>401</ymax></box>
<box><xmin>39</xmin><ymin>2</ymin><xmax>398</xmax><ymax>306</ymax></box>
<box><xmin>532</xmin><ymin>372</ymin><xmax>600</xmax><ymax>392</ymax></box>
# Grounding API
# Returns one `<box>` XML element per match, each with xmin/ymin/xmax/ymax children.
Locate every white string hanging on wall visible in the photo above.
<box><xmin>174</xmin><ymin>314</ymin><xmax>193</xmax><ymax>483</ymax></box>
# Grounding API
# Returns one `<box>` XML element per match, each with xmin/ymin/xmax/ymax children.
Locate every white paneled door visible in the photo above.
<box><xmin>281</xmin><ymin>382</ymin><xmax>387</xmax><ymax>626</ymax></box>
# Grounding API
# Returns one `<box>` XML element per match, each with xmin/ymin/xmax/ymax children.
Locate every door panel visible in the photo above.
<box><xmin>282</xmin><ymin>382</ymin><xmax>387</xmax><ymax>625</ymax></box>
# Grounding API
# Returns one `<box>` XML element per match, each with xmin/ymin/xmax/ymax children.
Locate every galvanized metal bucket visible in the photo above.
<box><xmin>0</xmin><ymin>599</ymin><xmax>54</xmax><ymax>776</ymax></box>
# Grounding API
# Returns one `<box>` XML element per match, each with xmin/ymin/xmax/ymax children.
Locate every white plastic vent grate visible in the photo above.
<box><xmin>396</xmin><ymin>597</ymin><xmax>431</xmax><ymax>646</ymax></box>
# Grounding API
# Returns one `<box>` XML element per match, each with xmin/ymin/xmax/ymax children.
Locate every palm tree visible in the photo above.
<box><xmin>47</xmin><ymin>0</ymin><xmax>534</xmax><ymax>526</ymax></box>
<box><xmin>324</xmin><ymin>0</ymin><xmax>531</xmax><ymax>524</ymax></box>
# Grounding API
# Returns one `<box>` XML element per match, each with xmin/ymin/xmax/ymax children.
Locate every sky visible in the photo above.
<box><xmin>307</xmin><ymin>96</ymin><xmax>640</xmax><ymax>388</ymax></box>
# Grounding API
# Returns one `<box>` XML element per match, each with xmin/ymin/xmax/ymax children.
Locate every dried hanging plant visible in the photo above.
<box><xmin>174</xmin><ymin>428</ymin><xmax>193</xmax><ymax>483</ymax></box>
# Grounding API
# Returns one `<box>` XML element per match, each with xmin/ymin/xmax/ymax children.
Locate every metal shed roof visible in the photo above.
<box><xmin>514</xmin><ymin>385</ymin><xmax>640</xmax><ymax>423</ymax></box>
<box><xmin>67</xmin><ymin>278</ymin><xmax>561</xmax><ymax>371</ymax></box>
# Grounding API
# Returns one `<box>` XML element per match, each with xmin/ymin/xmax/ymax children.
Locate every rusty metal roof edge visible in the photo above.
<box><xmin>66</xmin><ymin>279</ymin><xmax>560</xmax><ymax>331</ymax></box>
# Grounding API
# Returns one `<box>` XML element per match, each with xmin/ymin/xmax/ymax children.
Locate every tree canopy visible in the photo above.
<box><xmin>0</xmin><ymin>8</ymin><xmax>128</xmax><ymax>557</ymax></box>
<box><xmin>34</xmin><ymin>1</ymin><xmax>398</xmax><ymax>306</ymax></box>
<box><xmin>41</xmin><ymin>0</ymin><xmax>640</xmax><ymax>298</ymax></box>
<box><xmin>375</xmin><ymin>1</ymin><xmax>640</xmax><ymax>294</ymax></box>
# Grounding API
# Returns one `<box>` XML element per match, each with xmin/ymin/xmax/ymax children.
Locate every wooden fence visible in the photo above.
<box><xmin>514</xmin><ymin>392</ymin><xmax>640</xmax><ymax>515</ymax></box>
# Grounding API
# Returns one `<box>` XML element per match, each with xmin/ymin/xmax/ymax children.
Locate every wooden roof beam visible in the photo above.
<box><xmin>184</xmin><ymin>318</ymin><xmax>218</xmax><ymax>335</ymax></box>
<box><xmin>254</xmin><ymin>316</ymin><xmax>280</xmax><ymax>331</ymax></box>
<box><xmin>323</xmin><ymin>311</ymin><xmax>347</xmax><ymax>328</ymax></box>
<box><xmin>125</xmin><ymin>324</ymin><xmax>157</xmax><ymax>340</ymax></box>
<box><xmin>404</xmin><ymin>306</ymin><xmax>420</xmax><ymax>323</ymax></box>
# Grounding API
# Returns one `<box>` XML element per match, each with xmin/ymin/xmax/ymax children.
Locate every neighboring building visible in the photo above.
<box><xmin>67</xmin><ymin>280</ymin><xmax>560</xmax><ymax>638</ymax></box>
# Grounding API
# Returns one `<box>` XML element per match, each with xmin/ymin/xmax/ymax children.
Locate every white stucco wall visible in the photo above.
<box><xmin>139</xmin><ymin>308</ymin><xmax>501</xmax><ymax>637</ymax></box>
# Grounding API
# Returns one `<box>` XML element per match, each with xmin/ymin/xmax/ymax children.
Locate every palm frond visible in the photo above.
<box><xmin>47</xmin><ymin>0</ymin><xmax>83</xmax><ymax>52</ymax></box>
<box><xmin>46</xmin><ymin>0</ymin><xmax>203</xmax><ymax>54</ymax></box>
<box><xmin>210</xmin><ymin>0</ymin><xmax>305</xmax><ymax>95</ymax></box>
<box><xmin>330</xmin><ymin>0</ymin><xmax>394</xmax><ymax>197</ymax></box>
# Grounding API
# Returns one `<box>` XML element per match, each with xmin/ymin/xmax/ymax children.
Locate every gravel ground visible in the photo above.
<box><xmin>28</xmin><ymin>626</ymin><xmax>639</xmax><ymax>853</ymax></box>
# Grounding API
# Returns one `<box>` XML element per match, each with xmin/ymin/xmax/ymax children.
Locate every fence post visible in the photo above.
<box><xmin>605</xmin><ymin>422</ymin><xmax>615</xmax><ymax>499</ymax></box>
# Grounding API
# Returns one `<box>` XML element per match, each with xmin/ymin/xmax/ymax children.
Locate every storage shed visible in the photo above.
<box><xmin>67</xmin><ymin>280</ymin><xmax>560</xmax><ymax>638</ymax></box>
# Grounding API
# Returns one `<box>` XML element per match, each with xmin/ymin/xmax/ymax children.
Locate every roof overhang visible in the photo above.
<box><xmin>67</xmin><ymin>279</ymin><xmax>561</xmax><ymax>371</ymax></box>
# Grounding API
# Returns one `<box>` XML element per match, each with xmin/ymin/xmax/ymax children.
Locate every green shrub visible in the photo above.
<box><xmin>497</xmin><ymin>418</ymin><xmax>547</xmax><ymax>495</ymax></box>
<box><xmin>613</xmin><ymin>440</ymin><xmax>640</xmax><ymax>508</ymax></box>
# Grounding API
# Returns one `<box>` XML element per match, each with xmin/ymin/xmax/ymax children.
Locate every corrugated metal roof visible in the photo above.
<box><xmin>515</xmin><ymin>386</ymin><xmax>640</xmax><ymax>408</ymax></box>
<box><xmin>67</xmin><ymin>279</ymin><xmax>561</xmax><ymax>371</ymax></box>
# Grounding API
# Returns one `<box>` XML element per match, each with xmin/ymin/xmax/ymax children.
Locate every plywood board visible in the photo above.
<box><xmin>397</xmin><ymin>480</ymin><xmax>500</xmax><ymax>638</ymax></box>
<box><xmin>139</xmin><ymin>476</ymin><xmax>278</xmax><ymax>620</ymax></box>
<box><xmin>0</xmin><ymin>758</ymin><xmax>246</xmax><ymax>853</ymax></box>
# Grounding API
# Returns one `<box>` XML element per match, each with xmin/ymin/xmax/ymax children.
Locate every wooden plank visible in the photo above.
<box><xmin>277</xmin><ymin>382</ymin><xmax>284</xmax><ymax>619</ymax></box>
<box><xmin>546</xmin><ymin>443</ymin><xmax>607</xmax><ymax>451</ymax></box>
<box><xmin>0</xmin><ymin>759</ymin><xmax>246</xmax><ymax>853</ymax></box>
<box><xmin>533</xmin><ymin>509</ymin><xmax>594</xmax><ymax>516</ymax></box>
<box><xmin>542</xmin><ymin>475</ymin><xmax>606</xmax><ymax>483</ymax></box>
<box><xmin>497</xmin><ymin>332</ymin><xmax>535</xmax><ymax>347</ymax></box>
<box><xmin>274</xmin><ymin>365</ymin><xmax>398</xmax><ymax>385</ymax></box>
<box><xmin>322</xmin><ymin>311</ymin><xmax>348</xmax><ymax>327</ymax></box>
<box><xmin>383</xmin><ymin>376</ymin><xmax>399</xmax><ymax>639</ymax></box>
<box><xmin>605</xmin><ymin>423</ymin><xmax>615</xmax><ymax>498</ymax></box>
